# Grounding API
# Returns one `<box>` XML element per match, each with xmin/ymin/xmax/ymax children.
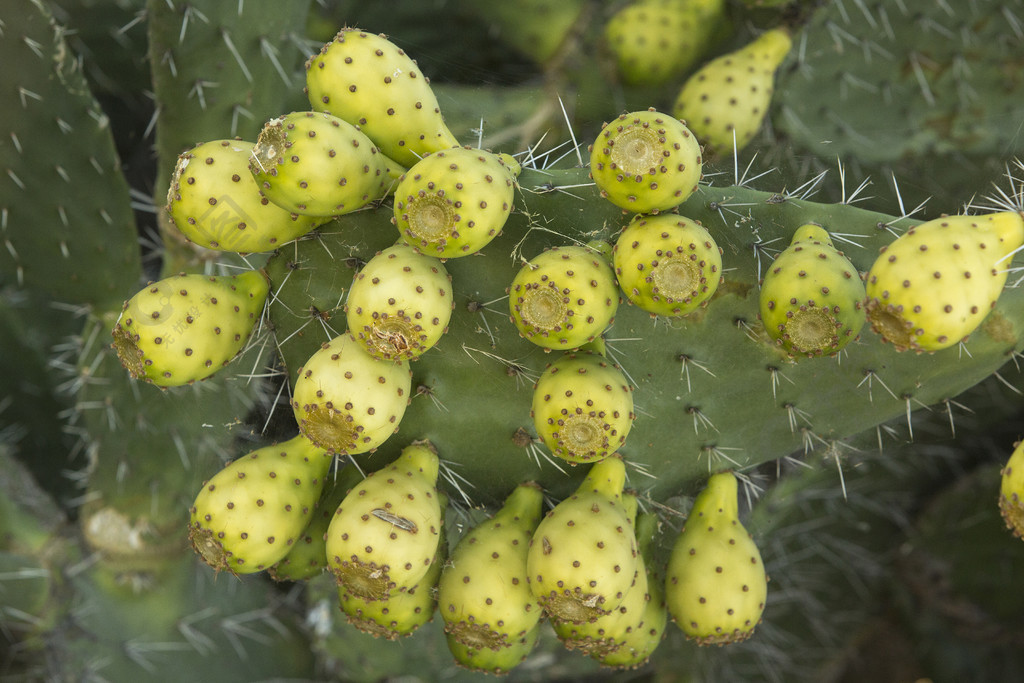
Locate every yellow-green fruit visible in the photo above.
<box><xmin>111</xmin><ymin>269</ymin><xmax>268</xmax><ymax>386</ymax></box>
<box><xmin>325</xmin><ymin>441</ymin><xmax>442</xmax><ymax>601</ymax></box>
<box><xmin>438</xmin><ymin>483</ymin><xmax>544</xmax><ymax>650</ymax></box>
<box><xmin>864</xmin><ymin>211</ymin><xmax>1024</xmax><ymax>352</ymax></box>
<box><xmin>672</xmin><ymin>28</ymin><xmax>792</xmax><ymax>155</ymax></box>
<box><xmin>393</xmin><ymin>147</ymin><xmax>519</xmax><ymax>258</ymax></box>
<box><xmin>305</xmin><ymin>28</ymin><xmax>460</xmax><ymax>169</ymax></box>
<box><xmin>166</xmin><ymin>139</ymin><xmax>327</xmax><ymax>253</ymax></box>
<box><xmin>589</xmin><ymin>109</ymin><xmax>702</xmax><ymax>214</ymax></box>
<box><xmin>759</xmin><ymin>224</ymin><xmax>866</xmax><ymax>357</ymax></box>
<box><xmin>531</xmin><ymin>352</ymin><xmax>635</xmax><ymax>464</ymax></box>
<box><xmin>291</xmin><ymin>332</ymin><xmax>411</xmax><ymax>455</ymax></box>
<box><xmin>188</xmin><ymin>435</ymin><xmax>333</xmax><ymax>575</ymax></box>
<box><xmin>445</xmin><ymin>624</ymin><xmax>541</xmax><ymax>675</ymax></box>
<box><xmin>665</xmin><ymin>471</ymin><xmax>768</xmax><ymax>645</ymax></box>
<box><xmin>527</xmin><ymin>456</ymin><xmax>639</xmax><ymax>624</ymax></box>
<box><xmin>613</xmin><ymin>213</ymin><xmax>723</xmax><ymax>317</ymax></box>
<box><xmin>1000</xmin><ymin>440</ymin><xmax>1024</xmax><ymax>540</ymax></box>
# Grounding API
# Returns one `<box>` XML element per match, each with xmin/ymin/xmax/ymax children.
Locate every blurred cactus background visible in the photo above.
<box><xmin>4</xmin><ymin>0</ymin><xmax>1024</xmax><ymax>681</ymax></box>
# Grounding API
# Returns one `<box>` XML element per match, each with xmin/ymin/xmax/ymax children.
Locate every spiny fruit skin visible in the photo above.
<box><xmin>438</xmin><ymin>482</ymin><xmax>544</xmax><ymax>651</ymax></box>
<box><xmin>111</xmin><ymin>269</ymin><xmax>268</xmax><ymax>386</ymax></box>
<box><xmin>508</xmin><ymin>245</ymin><xmax>619</xmax><ymax>351</ymax></box>
<box><xmin>291</xmin><ymin>332</ymin><xmax>411</xmax><ymax>455</ymax></box>
<box><xmin>446</xmin><ymin>623</ymin><xmax>540</xmax><ymax>675</ymax></box>
<box><xmin>672</xmin><ymin>27</ymin><xmax>792</xmax><ymax>155</ymax></box>
<box><xmin>166</xmin><ymin>139</ymin><xmax>326</xmax><ymax>253</ymax></box>
<box><xmin>393</xmin><ymin>147</ymin><xmax>519</xmax><ymax>258</ymax></box>
<box><xmin>665</xmin><ymin>471</ymin><xmax>768</xmax><ymax>646</ymax></box>
<box><xmin>612</xmin><ymin>213</ymin><xmax>723</xmax><ymax>317</ymax></box>
<box><xmin>526</xmin><ymin>456</ymin><xmax>639</xmax><ymax>624</ymax></box>
<box><xmin>305</xmin><ymin>28</ymin><xmax>460</xmax><ymax>169</ymax></box>
<box><xmin>188</xmin><ymin>435</ymin><xmax>332</xmax><ymax>575</ymax></box>
<box><xmin>249</xmin><ymin>111</ymin><xmax>399</xmax><ymax>217</ymax></box>
<box><xmin>864</xmin><ymin>211</ymin><xmax>1024</xmax><ymax>352</ymax></box>
<box><xmin>531</xmin><ymin>352</ymin><xmax>635</xmax><ymax>465</ymax></box>
<box><xmin>589</xmin><ymin>109</ymin><xmax>702</xmax><ymax>214</ymax></box>
<box><xmin>325</xmin><ymin>441</ymin><xmax>443</xmax><ymax>601</ymax></box>
<box><xmin>345</xmin><ymin>244</ymin><xmax>454</xmax><ymax>362</ymax></box>
<box><xmin>759</xmin><ymin>224</ymin><xmax>866</xmax><ymax>357</ymax></box>
<box><xmin>1000</xmin><ymin>440</ymin><xmax>1024</xmax><ymax>540</ymax></box>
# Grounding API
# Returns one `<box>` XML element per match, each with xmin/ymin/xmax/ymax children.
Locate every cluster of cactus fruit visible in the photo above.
<box><xmin>7</xmin><ymin>0</ymin><xmax>1024</xmax><ymax>680</ymax></box>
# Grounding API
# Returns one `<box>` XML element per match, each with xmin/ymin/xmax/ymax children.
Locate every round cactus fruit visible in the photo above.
<box><xmin>665</xmin><ymin>471</ymin><xmax>768</xmax><ymax>646</ymax></box>
<box><xmin>1000</xmin><ymin>440</ymin><xmax>1024</xmax><ymax>541</ymax></box>
<box><xmin>324</xmin><ymin>441</ymin><xmax>443</xmax><ymax>601</ymax></box>
<box><xmin>672</xmin><ymin>27</ymin><xmax>792</xmax><ymax>156</ymax></box>
<box><xmin>392</xmin><ymin>147</ymin><xmax>519</xmax><ymax>258</ymax></box>
<box><xmin>187</xmin><ymin>435</ymin><xmax>333</xmax><ymax>575</ymax></box>
<box><xmin>508</xmin><ymin>244</ymin><xmax>619</xmax><ymax>350</ymax></box>
<box><xmin>438</xmin><ymin>482</ymin><xmax>544</xmax><ymax>651</ymax></box>
<box><xmin>589</xmin><ymin>109</ymin><xmax>702</xmax><ymax>214</ymax></box>
<box><xmin>291</xmin><ymin>332</ymin><xmax>411</xmax><ymax>455</ymax></box>
<box><xmin>864</xmin><ymin>211</ymin><xmax>1024</xmax><ymax>352</ymax></box>
<box><xmin>531</xmin><ymin>351</ymin><xmax>635</xmax><ymax>465</ymax></box>
<box><xmin>305</xmin><ymin>28</ymin><xmax>460</xmax><ymax>169</ymax></box>
<box><xmin>445</xmin><ymin>623</ymin><xmax>540</xmax><ymax>675</ymax></box>
<box><xmin>165</xmin><ymin>139</ymin><xmax>327</xmax><ymax>253</ymax></box>
<box><xmin>526</xmin><ymin>456</ymin><xmax>639</xmax><ymax>624</ymax></box>
<box><xmin>612</xmin><ymin>213</ymin><xmax>723</xmax><ymax>317</ymax></box>
<box><xmin>249</xmin><ymin>111</ymin><xmax>400</xmax><ymax>217</ymax></box>
<box><xmin>759</xmin><ymin>224</ymin><xmax>866</xmax><ymax>357</ymax></box>
<box><xmin>345</xmin><ymin>244</ymin><xmax>454</xmax><ymax>362</ymax></box>
<box><xmin>111</xmin><ymin>269</ymin><xmax>269</xmax><ymax>387</ymax></box>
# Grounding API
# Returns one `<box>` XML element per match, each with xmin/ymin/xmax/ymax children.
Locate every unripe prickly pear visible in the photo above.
<box><xmin>325</xmin><ymin>441</ymin><xmax>443</xmax><ymax>601</ymax></box>
<box><xmin>864</xmin><ymin>211</ymin><xmax>1024</xmax><ymax>352</ymax></box>
<box><xmin>1000</xmin><ymin>440</ymin><xmax>1024</xmax><ymax>540</ymax></box>
<box><xmin>445</xmin><ymin>624</ymin><xmax>540</xmax><ymax>675</ymax></box>
<box><xmin>665</xmin><ymin>471</ymin><xmax>768</xmax><ymax>645</ymax></box>
<box><xmin>612</xmin><ymin>213</ymin><xmax>723</xmax><ymax>317</ymax></box>
<box><xmin>531</xmin><ymin>351</ymin><xmax>635</xmax><ymax>465</ymax></box>
<box><xmin>305</xmin><ymin>29</ymin><xmax>460</xmax><ymax>169</ymax></box>
<box><xmin>438</xmin><ymin>482</ymin><xmax>544</xmax><ymax>650</ymax></box>
<box><xmin>393</xmin><ymin>147</ymin><xmax>519</xmax><ymax>258</ymax></box>
<box><xmin>672</xmin><ymin>28</ymin><xmax>792</xmax><ymax>155</ymax></box>
<box><xmin>291</xmin><ymin>332</ymin><xmax>412</xmax><ymax>455</ymax></box>
<box><xmin>527</xmin><ymin>456</ymin><xmax>639</xmax><ymax>623</ymax></box>
<box><xmin>166</xmin><ymin>139</ymin><xmax>327</xmax><ymax>253</ymax></box>
<box><xmin>111</xmin><ymin>269</ymin><xmax>268</xmax><ymax>386</ymax></box>
<box><xmin>508</xmin><ymin>245</ymin><xmax>619</xmax><ymax>351</ymax></box>
<box><xmin>759</xmin><ymin>224</ymin><xmax>866</xmax><ymax>357</ymax></box>
<box><xmin>345</xmin><ymin>244</ymin><xmax>454</xmax><ymax>362</ymax></box>
<box><xmin>249</xmin><ymin>111</ymin><xmax>401</xmax><ymax>217</ymax></box>
<box><xmin>188</xmin><ymin>435</ymin><xmax>333</xmax><ymax>575</ymax></box>
<box><xmin>589</xmin><ymin>109</ymin><xmax>702</xmax><ymax>214</ymax></box>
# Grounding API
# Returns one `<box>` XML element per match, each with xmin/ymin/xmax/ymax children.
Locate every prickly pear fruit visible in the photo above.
<box><xmin>672</xmin><ymin>27</ymin><xmax>792</xmax><ymax>155</ymax></box>
<box><xmin>325</xmin><ymin>441</ymin><xmax>443</xmax><ymax>601</ymax></box>
<box><xmin>864</xmin><ymin>211</ymin><xmax>1024</xmax><ymax>352</ymax></box>
<box><xmin>188</xmin><ymin>435</ymin><xmax>333</xmax><ymax>575</ymax></box>
<box><xmin>291</xmin><ymin>332</ymin><xmax>412</xmax><ymax>455</ymax></box>
<box><xmin>1000</xmin><ymin>440</ymin><xmax>1024</xmax><ymax>540</ymax></box>
<box><xmin>345</xmin><ymin>244</ymin><xmax>454</xmax><ymax>362</ymax></box>
<box><xmin>612</xmin><ymin>213</ymin><xmax>723</xmax><ymax>317</ymax></box>
<box><xmin>508</xmin><ymin>244</ymin><xmax>619</xmax><ymax>351</ymax></box>
<box><xmin>589</xmin><ymin>109</ymin><xmax>702</xmax><ymax>214</ymax></box>
<box><xmin>445</xmin><ymin>624</ymin><xmax>541</xmax><ymax>675</ymax></box>
<box><xmin>527</xmin><ymin>456</ymin><xmax>639</xmax><ymax>623</ymax></box>
<box><xmin>305</xmin><ymin>29</ymin><xmax>460</xmax><ymax>169</ymax></box>
<box><xmin>166</xmin><ymin>139</ymin><xmax>327</xmax><ymax>253</ymax></box>
<box><xmin>665</xmin><ymin>471</ymin><xmax>768</xmax><ymax>645</ymax></box>
<box><xmin>111</xmin><ymin>269</ymin><xmax>269</xmax><ymax>386</ymax></box>
<box><xmin>438</xmin><ymin>482</ymin><xmax>544</xmax><ymax>651</ymax></box>
<box><xmin>531</xmin><ymin>351</ymin><xmax>635</xmax><ymax>464</ymax></box>
<box><xmin>249</xmin><ymin>111</ymin><xmax>400</xmax><ymax>217</ymax></box>
<box><xmin>268</xmin><ymin>465</ymin><xmax>365</xmax><ymax>582</ymax></box>
<box><xmin>759</xmin><ymin>224</ymin><xmax>866</xmax><ymax>357</ymax></box>
<box><xmin>393</xmin><ymin>147</ymin><xmax>519</xmax><ymax>258</ymax></box>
